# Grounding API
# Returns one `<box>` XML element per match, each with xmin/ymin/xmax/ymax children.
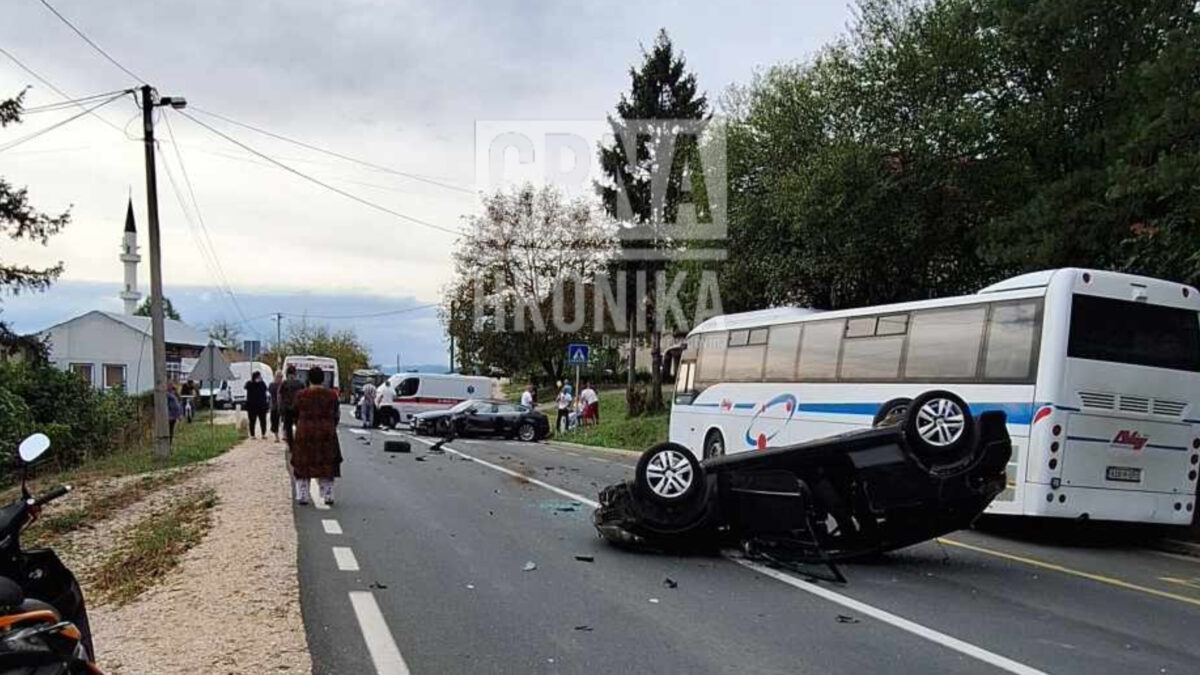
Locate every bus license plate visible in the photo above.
<box><xmin>1106</xmin><ymin>466</ymin><xmax>1142</xmax><ymax>483</ymax></box>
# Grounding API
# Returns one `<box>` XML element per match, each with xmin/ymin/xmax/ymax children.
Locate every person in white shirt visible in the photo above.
<box><xmin>555</xmin><ymin>385</ymin><xmax>573</xmax><ymax>434</ymax></box>
<box><xmin>520</xmin><ymin>384</ymin><xmax>535</xmax><ymax>409</ymax></box>
<box><xmin>375</xmin><ymin>380</ymin><xmax>396</xmax><ymax>427</ymax></box>
<box><xmin>360</xmin><ymin>382</ymin><xmax>377</xmax><ymax>428</ymax></box>
<box><xmin>579</xmin><ymin>383</ymin><xmax>599</xmax><ymax>426</ymax></box>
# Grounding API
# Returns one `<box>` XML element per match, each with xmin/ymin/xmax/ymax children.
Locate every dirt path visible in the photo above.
<box><xmin>89</xmin><ymin>437</ymin><xmax>311</xmax><ymax>674</ymax></box>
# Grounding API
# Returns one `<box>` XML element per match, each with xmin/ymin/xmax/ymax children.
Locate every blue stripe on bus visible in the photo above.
<box><xmin>681</xmin><ymin>401</ymin><xmax>1040</xmax><ymax>425</ymax></box>
<box><xmin>1146</xmin><ymin>443</ymin><xmax>1187</xmax><ymax>452</ymax></box>
<box><xmin>1067</xmin><ymin>435</ymin><xmax>1110</xmax><ymax>444</ymax></box>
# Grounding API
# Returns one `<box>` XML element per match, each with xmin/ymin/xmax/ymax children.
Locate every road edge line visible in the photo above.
<box><xmin>729</xmin><ymin>556</ymin><xmax>1047</xmax><ymax>675</ymax></box>
<box><xmin>349</xmin><ymin>591</ymin><xmax>411</xmax><ymax>675</ymax></box>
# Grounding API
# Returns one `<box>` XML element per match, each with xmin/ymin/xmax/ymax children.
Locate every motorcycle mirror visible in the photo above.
<box><xmin>17</xmin><ymin>433</ymin><xmax>50</xmax><ymax>464</ymax></box>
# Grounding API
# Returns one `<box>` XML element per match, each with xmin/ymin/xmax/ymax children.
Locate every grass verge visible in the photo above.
<box><xmin>554</xmin><ymin>390</ymin><xmax>668</xmax><ymax>451</ymax></box>
<box><xmin>28</xmin><ymin>470</ymin><xmax>198</xmax><ymax>543</ymax></box>
<box><xmin>90</xmin><ymin>488</ymin><xmax>218</xmax><ymax>606</ymax></box>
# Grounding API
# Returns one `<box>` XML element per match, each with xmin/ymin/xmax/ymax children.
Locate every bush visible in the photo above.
<box><xmin>0</xmin><ymin>361</ymin><xmax>144</xmax><ymax>478</ymax></box>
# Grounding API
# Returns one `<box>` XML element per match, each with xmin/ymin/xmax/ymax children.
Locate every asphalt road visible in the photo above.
<box><xmin>293</xmin><ymin>408</ymin><xmax>1200</xmax><ymax>674</ymax></box>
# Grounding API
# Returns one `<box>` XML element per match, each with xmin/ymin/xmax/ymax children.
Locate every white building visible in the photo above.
<box><xmin>40</xmin><ymin>311</ymin><xmax>210</xmax><ymax>393</ymax></box>
<box><xmin>35</xmin><ymin>200</ymin><xmax>211</xmax><ymax>393</ymax></box>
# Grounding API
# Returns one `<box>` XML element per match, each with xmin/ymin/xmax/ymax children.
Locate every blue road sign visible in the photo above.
<box><xmin>567</xmin><ymin>343</ymin><xmax>589</xmax><ymax>365</ymax></box>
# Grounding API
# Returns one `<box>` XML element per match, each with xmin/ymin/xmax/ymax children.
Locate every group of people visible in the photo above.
<box><xmin>545</xmin><ymin>381</ymin><xmax>599</xmax><ymax>434</ymax></box>
<box><xmin>163</xmin><ymin>365</ymin><xmax>344</xmax><ymax>506</ymax></box>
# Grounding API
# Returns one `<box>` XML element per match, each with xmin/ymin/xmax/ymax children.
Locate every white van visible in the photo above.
<box><xmin>282</xmin><ymin>355</ymin><xmax>340</xmax><ymax>397</ymax></box>
<box><xmin>221</xmin><ymin>361</ymin><xmax>274</xmax><ymax>409</ymax></box>
<box><xmin>377</xmin><ymin>373</ymin><xmax>496</xmax><ymax>428</ymax></box>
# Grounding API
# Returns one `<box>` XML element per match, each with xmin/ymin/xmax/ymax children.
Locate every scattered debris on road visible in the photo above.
<box><xmin>523</xmin><ymin>561</ymin><xmax>538</xmax><ymax>572</ymax></box>
<box><xmin>573</xmin><ymin>625</ymin><xmax>594</xmax><ymax>632</ymax></box>
<box><xmin>836</xmin><ymin>615</ymin><xmax>860</xmax><ymax>624</ymax></box>
<box><xmin>648</xmin><ymin>598</ymin><xmax>660</xmax><ymax>604</ymax></box>
<box><xmin>369</xmin><ymin>581</ymin><xmax>388</xmax><ymax>590</ymax></box>
<box><xmin>663</xmin><ymin>577</ymin><xmax>678</xmax><ymax>589</ymax></box>
<box><xmin>574</xmin><ymin>554</ymin><xmax>595</xmax><ymax>563</ymax></box>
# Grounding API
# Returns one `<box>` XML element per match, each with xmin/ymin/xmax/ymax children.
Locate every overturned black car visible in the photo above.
<box><xmin>594</xmin><ymin>390</ymin><xmax>1011</xmax><ymax>562</ymax></box>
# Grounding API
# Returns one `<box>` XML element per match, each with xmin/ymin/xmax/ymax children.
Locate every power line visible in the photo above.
<box><xmin>190</xmin><ymin>106</ymin><xmax>475</xmax><ymax>195</ymax></box>
<box><xmin>36</xmin><ymin>0</ymin><xmax>146</xmax><ymax>84</ymax></box>
<box><xmin>17</xmin><ymin>89</ymin><xmax>128</xmax><ymax>113</ymax></box>
<box><xmin>279</xmin><ymin>304</ymin><xmax>440</xmax><ymax>321</ymax></box>
<box><xmin>159</xmin><ymin>113</ymin><xmax>261</xmax><ymax>339</ymax></box>
<box><xmin>178</xmin><ymin>109</ymin><xmax>465</xmax><ymax>237</ymax></box>
<box><xmin>0</xmin><ymin>46</ymin><xmax>129</xmax><ymax>133</ymax></box>
<box><xmin>0</xmin><ymin>91</ymin><xmax>126</xmax><ymax>153</ymax></box>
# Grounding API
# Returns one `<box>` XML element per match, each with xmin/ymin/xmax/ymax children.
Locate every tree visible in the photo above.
<box><xmin>442</xmin><ymin>184</ymin><xmax>613</xmax><ymax>385</ymax></box>
<box><xmin>1</xmin><ymin>91</ymin><xmax>70</xmax><ymax>297</ymax></box>
<box><xmin>597</xmin><ymin>29</ymin><xmax>709</xmax><ymax>413</ymax></box>
<box><xmin>263</xmin><ymin>321</ymin><xmax>369</xmax><ymax>394</ymax></box>
<box><xmin>134</xmin><ymin>296</ymin><xmax>181</xmax><ymax>321</ymax></box>
<box><xmin>207</xmin><ymin>319</ymin><xmax>242</xmax><ymax>348</ymax></box>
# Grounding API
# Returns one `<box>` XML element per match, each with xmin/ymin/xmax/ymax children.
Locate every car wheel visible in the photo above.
<box><xmin>873</xmin><ymin>397</ymin><xmax>912</xmax><ymax>427</ymax></box>
<box><xmin>903</xmin><ymin>390</ymin><xmax>974</xmax><ymax>461</ymax></box>
<box><xmin>517</xmin><ymin>422</ymin><xmax>537</xmax><ymax>442</ymax></box>
<box><xmin>636</xmin><ymin>442</ymin><xmax>704</xmax><ymax>504</ymax></box>
<box><xmin>702</xmin><ymin>429</ymin><xmax>725</xmax><ymax>460</ymax></box>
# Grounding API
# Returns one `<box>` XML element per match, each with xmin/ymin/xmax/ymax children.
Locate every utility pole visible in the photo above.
<box><xmin>274</xmin><ymin>312</ymin><xmax>283</xmax><ymax>364</ymax></box>
<box><xmin>140</xmin><ymin>85</ymin><xmax>187</xmax><ymax>460</ymax></box>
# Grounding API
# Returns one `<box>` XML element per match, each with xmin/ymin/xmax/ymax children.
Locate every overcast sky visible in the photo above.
<box><xmin>1</xmin><ymin>0</ymin><xmax>853</xmax><ymax>364</ymax></box>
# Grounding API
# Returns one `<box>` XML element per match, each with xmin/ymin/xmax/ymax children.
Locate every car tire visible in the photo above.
<box><xmin>903</xmin><ymin>390</ymin><xmax>974</xmax><ymax>461</ymax></box>
<box><xmin>517</xmin><ymin>422</ymin><xmax>537</xmax><ymax>442</ymax></box>
<box><xmin>702</xmin><ymin>429</ymin><xmax>725</xmax><ymax>460</ymax></box>
<box><xmin>635</xmin><ymin>442</ymin><xmax>705</xmax><ymax>505</ymax></box>
<box><xmin>873</xmin><ymin>397</ymin><xmax>912</xmax><ymax>427</ymax></box>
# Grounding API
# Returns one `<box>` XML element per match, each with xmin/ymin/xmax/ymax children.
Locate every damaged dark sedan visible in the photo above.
<box><xmin>594</xmin><ymin>390</ymin><xmax>1011</xmax><ymax>562</ymax></box>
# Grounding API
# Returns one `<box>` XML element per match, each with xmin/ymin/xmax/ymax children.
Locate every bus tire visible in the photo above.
<box><xmin>702</xmin><ymin>429</ymin><xmax>726</xmax><ymax>460</ymax></box>
<box><xmin>903</xmin><ymin>390</ymin><xmax>974</xmax><ymax>461</ymax></box>
<box><xmin>873</xmin><ymin>398</ymin><xmax>912</xmax><ymax>427</ymax></box>
<box><xmin>636</xmin><ymin>442</ymin><xmax>705</xmax><ymax>505</ymax></box>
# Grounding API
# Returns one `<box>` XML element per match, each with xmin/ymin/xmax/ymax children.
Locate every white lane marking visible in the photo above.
<box><xmin>349</xmin><ymin>591</ymin><xmax>412</xmax><ymax>675</ymax></box>
<box><xmin>730</xmin><ymin>557</ymin><xmax>1047</xmax><ymax>675</ymax></box>
<box><xmin>380</xmin><ymin>430</ymin><xmax>406</xmax><ymax>437</ymax></box>
<box><xmin>410</xmin><ymin>431</ymin><xmax>1045</xmax><ymax>675</ymax></box>
<box><xmin>348</xmin><ymin>428</ymin><xmax>370</xmax><ymax>436</ymax></box>
<box><xmin>408</xmin><ymin>436</ymin><xmax>600</xmax><ymax>508</ymax></box>
<box><xmin>1151</xmin><ymin>550</ymin><xmax>1200</xmax><ymax>565</ymax></box>
<box><xmin>311</xmin><ymin>479</ymin><xmax>330</xmax><ymax>510</ymax></box>
<box><xmin>333</xmin><ymin>546</ymin><xmax>360</xmax><ymax>571</ymax></box>
<box><xmin>322</xmin><ymin>519</ymin><xmax>343</xmax><ymax>535</ymax></box>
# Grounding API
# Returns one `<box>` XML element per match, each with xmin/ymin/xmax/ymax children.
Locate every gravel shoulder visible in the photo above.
<box><xmin>66</xmin><ymin>437</ymin><xmax>310</xmax><ymax>674</ymax></box>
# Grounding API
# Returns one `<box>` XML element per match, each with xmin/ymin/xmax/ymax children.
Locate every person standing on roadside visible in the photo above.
<box><xmin>244</xmin><ymin>371</ymin><xmax>269</xmax><ymax>439</ymax></box>
<box><xmin>166</xmin><ymin>381</ymin><xmax>183</xmax><ymax>444</ymax></box>
<box><xmin>360</xmin><ymin>381</ymin><xmax>377</xmax><ymax>429</ymax></box>
<box><xmin>375</xmin><ymin>378</ymin><xmax>396</xmax><ymax>428</ymax></box>
<box><xmin>555</xmin><ymin>383</ymin><xmax>572</xmax><ymax>435</ymax></box>
<box><xmin>268</xmin><ymin>371</ymin><xmax>284</xmax><ymax>442</ymax></box>
<box><xmin>520</xmin><ymin>383</ymin><xmax>535</xmax><ymax>409</ymax></box>
<box><xmin>279</xmin><ymin>365</ymin><xmax>305</xmax><ymax>447</ymax></box>
<box><xmin>292</xmin><ymin>366</ymin><xmax>342</xmax><ymax>505</ymax></box>
<box><xmin>179</xmin><ymin>379</ymin><xmax>196</xmax><ymax>423</ymax></box>
<box><xmin>579</xmin><ymin>382</ymin><xmax>599</xmax><ymax>426</ymax></box>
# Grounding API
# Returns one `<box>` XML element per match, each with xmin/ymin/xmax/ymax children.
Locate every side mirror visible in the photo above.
<box><xmin>18</xmin><ymin>433</ymin><xmax>50</xmax><ymax>464</ymax></box>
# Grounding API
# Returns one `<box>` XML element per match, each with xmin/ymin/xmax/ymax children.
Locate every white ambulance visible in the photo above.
<box><xmin>376</xmin><ymin>373</ymin><xmax>496</xmax><ymax>428</ymax></box>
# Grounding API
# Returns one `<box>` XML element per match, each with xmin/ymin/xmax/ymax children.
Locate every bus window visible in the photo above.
<box><xmin>764</xmin><ymin>324</ymin><xmax>802</xmax><ymax>380</ymax></box>
<box><xmin>845</xmin><ymin>317</ymin><xmax>876</xmax><ymax>338</ymax></box>
<box><xmin>796</xmin><ymin>319</ymin><xmax>843</xmax><ymax>380</ymax></box>
<box><xmin>984</xmin><ymin>301</ymin><xmax>1041</xmax><ymax>380</ymax></box>
<box><xmin>725</xmin><ymin>341</ymin><xmax>765</xmax><ymax>381</ymax></box>
<box><xmin>695</xmin><ymin>331</ymin><xmax>727</xmax><ymax>384</ymax></box>
<box><xmin>877</xmin><ymin>314</ymin><xmax>909</xmax><ymax>336</ymax></box>
<box><xmin>728</xmin><ymin>330</ymin><xmax>749</xmax><ymax>347</ymax></box>
<box><xmin>840</xmin><ymin>335</ymin><xmax>904</xmax><ymax>380</ymax></box>
<box><xmin>905</xmin><ymin>306</ymin><xmax>987</xmax><ymax>380</ymax></box>
<box><xmin>1068</xmin><ymin>295</ymin><xmax>1200</xmax><ymax>372</ymax></box>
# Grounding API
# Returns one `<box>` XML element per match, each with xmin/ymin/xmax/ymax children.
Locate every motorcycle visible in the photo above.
<box><xmin>0</xmin><ymin>433</ymin><xmax>99</xmax><ymax>674</ymax></box>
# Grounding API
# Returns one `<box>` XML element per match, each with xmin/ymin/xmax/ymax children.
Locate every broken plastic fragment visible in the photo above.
<box><xmin>648</xmin><ymin>598</ymin><xmax>660</xmax><ymax>604</ymax></box>
<box><xmin>574</xmin><ymin>554</ymin><xmax>594</xmax><ymax>563</ymax></box>
<box><xmin>523</xmin><ymin>561</ymin><xmax>537</xmax><ymax>572</ymax></box>
<box><xmin>836</xmin><ymin>615</ymin><xmax>860</xmax><ymax>624</ymax></box>
<box><xmin>663</xmin><ymin>577</ymin><xmax>678</xmax><ymax>589</ymax></box>
<box><xmin>573</xmin><ymin>625</ymin><xmax>593</xmax><ymax>632</ymax></box>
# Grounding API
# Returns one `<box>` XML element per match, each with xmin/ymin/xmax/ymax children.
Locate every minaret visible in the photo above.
<box><xmin>119</xmin><ymin>199</ymin><xmax>142</xmax><ymax>315</ymax></box>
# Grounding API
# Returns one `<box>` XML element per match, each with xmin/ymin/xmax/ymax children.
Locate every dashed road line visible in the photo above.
<box><xmin>939</xmin><ymin>537</ymin><xmax>1200</xmax><ymax>608</ymax></box>
<box><xmin>322</xmin><ymin>519</ymin><xmax>343</xmax><ymax>535</ymax></box>
<box><xmin>349</xmin><ymin>591</ymin><xmax>411</xmax><ymax>675</ymax></box>
<box><xmin>416</xmin><ymin>433</ymin><xmax>1049</xmax><ymax>675</ymax></box>
<box><xmin>333</xmin><ymin>546</ymin><xmax>360</xmax><ymax>571</ymax></box>
<box><xmin>310</xmin><ymin>479</ymin><xmax>330</xmax><ymax>510</ymax></box>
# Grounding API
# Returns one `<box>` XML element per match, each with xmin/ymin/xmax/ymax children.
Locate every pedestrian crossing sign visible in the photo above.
<box><xmin>567</xmin><ymin>343</ymin><xmax>589</xmax><ymax>365</ymax></box>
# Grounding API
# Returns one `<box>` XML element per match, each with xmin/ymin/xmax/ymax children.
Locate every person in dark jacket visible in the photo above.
<box><xmin>268</xmin><ymin>371</ymin><xmax>284</xmax><ymax>442</ymax></box>
<box><xmin>244</xmin><ymin>371</ymin><xmax>269</xmax><ymax>439</ymax></box>
<box><xmin>166</xmin><ymin>381</ymin><xmax>183</xmax><ymax>443</ymax></box>
<box><xmin>291</xmin><ymin>366</ymin><xmax>342</xmax><ymax>505</ymax></box>
<box><xmin>279</xmin><ymin>365</ymin><xmax>306</xmax><ymax>448</ymax></box>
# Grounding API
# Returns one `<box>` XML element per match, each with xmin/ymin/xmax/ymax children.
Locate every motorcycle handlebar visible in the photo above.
<box><xmin>32</xmin><ymin>485</ymin><xmax>71</xmax><ymax>508</ymax></box>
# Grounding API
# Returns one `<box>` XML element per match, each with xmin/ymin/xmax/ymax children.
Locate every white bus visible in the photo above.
<box><xmin>669</xmin><ymin>268</ymin><xmax>1200</xmax><ymax>525</ymax></box>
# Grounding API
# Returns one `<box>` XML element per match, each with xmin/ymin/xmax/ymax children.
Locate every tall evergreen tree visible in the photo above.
<box><xmin>597</xmin><ymin>29</ymin><xmax>708</xmax><ymax>414</ymax></box>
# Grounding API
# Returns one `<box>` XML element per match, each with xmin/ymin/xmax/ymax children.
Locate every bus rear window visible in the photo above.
<box><xmin>1068</xmin><ymin>295</ymin><xmax>1200</xmax><ymax>372</ymax></box>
